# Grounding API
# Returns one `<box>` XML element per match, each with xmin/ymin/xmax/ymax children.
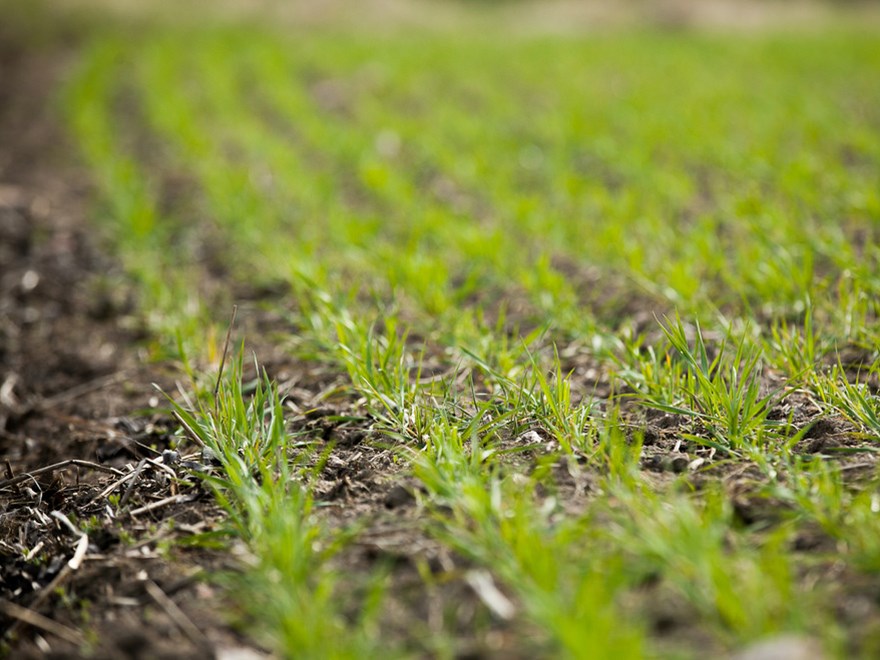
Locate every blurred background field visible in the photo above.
<box><xmin>7</xmin><ymin>0</ymin><xmax>880</xmax><ymax>33</ymax></box>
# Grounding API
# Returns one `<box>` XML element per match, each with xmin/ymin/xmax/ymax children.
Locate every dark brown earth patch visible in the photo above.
<box><xmin>0</xmin><ymin>42</ymin><xmax>262</xmax><ymax>659</ymax></box>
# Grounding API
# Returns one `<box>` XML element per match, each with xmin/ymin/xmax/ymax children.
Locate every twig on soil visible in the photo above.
<box><xmin>464</xmin><ymin>570</ymin><xmax>516</xmax><ymax>621</ymax></box>
<box><xmin>0</xmin><ymin>599</ymin><xmax>85</xmax><ymax>646</ymax></box>
<box><xmin>118</xmin><ymin>458</ymin><xmax>148</xmax><ymax>509</ymax></box>
<box><xmin>49</xmin><ymin>514</ymin><xmax>88</xmax><ymax>568</ymax></box>
<box><xmin>146</xmin><ymin>456</ymin><xmax>179</xmax><ymax>480</ymax></box>
<box><xmin>91</xmin><ymin>453</ymin><xmax>191</xmax><ymax>507</ymax></box>
<box><xmin>67</xmin><ymin>533</ymin><xmax>89</xmax><ymax>570</ymax></box>
<box><xmin>92</xmin><ymin>465</ymin><xmax>141</xmax><ymax>504</ymax></box>
<box><xmin>143</xmin><ymin>578</ymin><xmax>211</xmax><ymax>652</ymax></box>
<box><xmin>0</xmin><ymin>459</ymin><xmax>123</xmax><ymax>490</ymax></box>
<box><xmin>840</xmin><ymin>461</ymin><xmax>877</xmax><ymax>473</ymax></box>
<box><xmin>50</xmin><ymin>510</ymin><xmax>82</xmax><ymax>538</ymax></box>
<box><xmin>173</xmin><ymin>411</ymin><xmax>205</xmax><ymax>448</ymax></box>
<box><xmin>24</xmin><ymin>541</ymin><xmax>44</xmax><ymax>561</ymax></box>
<box><xmin>3</xmin><ymin>459</ymin><xmax>20</xmax><ymax>495</ymax></box>
<box><xmin>6</xmin><ymin>532</ymin><xmax>89</xmax><ymax>642</ymax></box>
<box><xmin>129</xmin><ymin>493</ymin><xmax>197</xmax><ymax>517</ymax></box>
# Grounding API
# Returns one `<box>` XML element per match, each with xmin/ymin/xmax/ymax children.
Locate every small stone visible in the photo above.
<box><xmin>662</xmin><ymin>453</ymin><xmax>690</xmax><ymax>473</ymax></box>
<box><xmin>21</xmin><ymin>269</ymin><xmax>40</xmax><ymax>292</ymax></box>
<box><xmin>518</xmin><ymin>430</ymin><xmax>543</xmax><ymax>445</ymax></box>
<box><xmin>161</xmin><ymin>449</ymin><xmax>180</xmax><ymax>466</ymax></box>
<box><xmin>687</xmin><ymin>457</ymin><xmax>706</xmax><ymax>471</ymax></box>
<box><xmin>201</xmin><ymin>446</ymin><xmax>220</xmax><ymax>465</ymax></box>
<box><xmin>384</xmin><ymin>484</ymin><xmax>415</xmax><ymax>509</ymax></box>
<box><xmin>670</xmin><ymin>455</ymin><xmax>689</xmax><ymax>473</ymax></box>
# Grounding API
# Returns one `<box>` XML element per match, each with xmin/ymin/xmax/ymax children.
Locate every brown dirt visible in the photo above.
<box><xmin>0</xmin><ymin>42</ymin><xmax>263</xmax><ymax>659</ymax></box>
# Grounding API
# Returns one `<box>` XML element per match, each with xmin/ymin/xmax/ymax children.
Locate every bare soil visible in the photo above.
<box><xmin>0</xmin><ymin>43</ymin><xmax>264</xmax><ymax>659</ymax></box>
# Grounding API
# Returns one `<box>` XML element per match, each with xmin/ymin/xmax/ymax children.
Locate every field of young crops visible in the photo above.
<box><xmin>4</xmin><ymin>3</ymin><xmax>880</xmax><ymax>657</ymax></box>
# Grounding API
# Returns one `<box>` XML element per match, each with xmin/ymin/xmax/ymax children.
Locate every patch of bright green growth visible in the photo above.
<box><xmin>334</xmin><ymin>314</ymin><xmax>423</xmax><ymax>437</ymax></box>
<box><xmin>815</xmin><ymin>362</ymin><xmax>880</xmax><ymax>440</ymax></box>
<box><xmin>413</xmin><ymin>422</ymin><xmax>646</xmax><ymax>658</ymax></box>
<box><xmin>462</xmin><ymin>342</ymin><xmax>600</xmax><ymax>454</ymax></box>
<box><xmin>617</xmin><ymin>317</ymin><xmax>779</xmax><ymax>453</ymax></box>
<box><xmin>607</xmin><ymin>483</ymin><xmax>820</xmax><ymax>645</ymax></box>
<box><xmin>763</xmin><ymin>305</ymin><xmax>824</xmax><ymax>384</ymax></box>
<box><xmin>777</xmin><ymin>458</ymin><xmax>880</xmax><ymax>576</ymax></box>
<box><xmin>168</xmin><ymin>355</ymin><xmax>386</xmax><ymax>658</ymax></box>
